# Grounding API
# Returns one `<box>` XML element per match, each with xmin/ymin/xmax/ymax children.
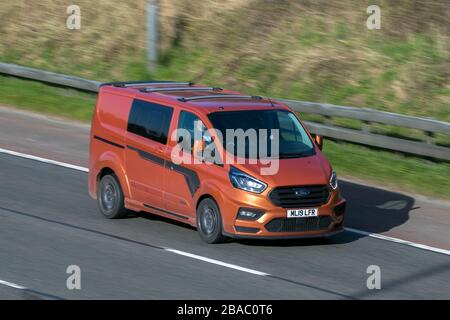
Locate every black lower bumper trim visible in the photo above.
<box><xmin>234</xmin><ymin>226</ymin><xmax>260</xmax><ymax>233</ymax></box>
<box><xmin>223</xmin><ymin>227</ymin><xmax>344</xmax><ymax>240</ymax></box>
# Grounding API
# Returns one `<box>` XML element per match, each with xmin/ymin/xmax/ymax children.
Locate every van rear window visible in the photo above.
<box><xmin>127</xmin><ymin>99</ymin><xmax>173</xmax><ymax>144</ymax></box>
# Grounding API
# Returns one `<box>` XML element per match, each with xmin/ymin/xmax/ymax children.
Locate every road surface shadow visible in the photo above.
<box><xmin>239</xmin><ymin>181</ymin><xmax>417</xmax><ymax>247</ymax></box>
<box><xmin>127</xmin><ymin>180</ymin><xmax>416</xmax><ymax>247</ymax></box>
<box><xmin>132</xmin><ymin>211</ymin><xmax>197</xmax><ymax>231</ymax></box>
<box><xmin>340</xmin><ymin>180</ymin><xmax>417</xmax><ymax>234</ymax></box>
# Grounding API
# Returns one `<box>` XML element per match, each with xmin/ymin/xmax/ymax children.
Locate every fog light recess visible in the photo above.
<box><xmin>236</xmin><ymin>208</ymin><xmax>264</xmax><ymax>221</ymax></box>
<box><xmin>235</xmin><ymin>226</ymin><xmax>260</xmax><ymax>233</ymax></box>
<box><xmin>334</xmin><ymin>202</ymin><xmax>346</xmax><ymax>217</ymax></box>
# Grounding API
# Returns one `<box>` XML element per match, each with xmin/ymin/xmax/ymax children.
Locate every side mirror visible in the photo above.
<box><xmin>314</xmin><ymin>134</ymin><xmax>324</xmax><ymax>150</ymax></box>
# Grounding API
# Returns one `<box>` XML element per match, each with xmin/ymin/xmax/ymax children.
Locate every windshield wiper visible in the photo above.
<box><xmin>278</xmin><ymin>151</ymin><xmax>315</xmax><ymax>159</ymax></box>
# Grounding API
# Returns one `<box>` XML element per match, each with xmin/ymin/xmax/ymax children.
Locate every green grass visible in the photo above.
<box><xmin>323</xmin><ymin>140</ymin><xmax>450</xmax><ymax>200</ymax></box>
<box><xmin>1</xmin><ymin>75</ymin><xmax>448</xmax><ymax>200</ymax></box>
<box><xmin>1</xmin><ymin>2</ymin><xmax>448</xmax><ymax>119</ymax></box>
<box><xmin>0</xmin><ymin>0</ymin><xmax>448</xmax><ymax>199</ymax></box>
<box><xmin>0</xmin><ymin>76</ymin><xmax>96</xmax><ymax>122</ymax></box>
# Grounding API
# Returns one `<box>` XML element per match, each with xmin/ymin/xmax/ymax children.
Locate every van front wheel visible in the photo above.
<box><xmin>97</xmin><ymin>174</ymin><xmax>128</xmax><ymax>219</ymax></box>
<box><xmin>196</xmin><ymin>198</ymin><xmax>227</xmax><ymax>244</ymax></box>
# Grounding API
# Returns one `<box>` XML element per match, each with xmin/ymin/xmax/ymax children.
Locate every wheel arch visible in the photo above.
<box><xmin>90</xmin><ymin>152</ymin><xmax>131</xmax><ymax>199</ymax></box>
<box><xmin>196</xmin><ymin>193</ymin><xmax>216</xmax><ymax>211</ymax></box>
<box><xmin>97</xmin><ymin>167</ymin><xmax>115</xmax><ymax>181</ymax></box>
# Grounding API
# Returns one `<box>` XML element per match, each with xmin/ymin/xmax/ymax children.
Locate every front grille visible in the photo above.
<box><xmin>265</xmin><ymin>216</ymin><xmax>333</xmax><ymax>233</ymax></box>
<box><xmin>269</xmin><ymin>185</ymin><xmax>330</xmax><ymax>208</ymax></box>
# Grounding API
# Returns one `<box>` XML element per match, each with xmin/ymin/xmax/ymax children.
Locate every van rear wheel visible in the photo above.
<box><xmin>97</xmin><ymin>174</ymin><xmax>128</xmax><ymax>219</ymax></box>
<box><xmin>196</xmin><ymin>198</ymin><xmax>227</xmax><ymax>244</ymax></box>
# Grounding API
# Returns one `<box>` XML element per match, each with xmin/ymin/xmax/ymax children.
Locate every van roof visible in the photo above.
<box><xmin>100</xmin><ymin>81</ymin><xmax>289</xmax><ymax>113</ymax></box>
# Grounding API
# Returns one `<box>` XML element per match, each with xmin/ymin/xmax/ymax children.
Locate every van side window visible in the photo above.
<box><xmin>127</xmin><ymin>99</ymin><xmax>173</xmax><ymax>144</ymax></box>
<box><xmin>177</xmin><ymin>111</ymin><xmax>205</xmax><ymax>151</ymax></box>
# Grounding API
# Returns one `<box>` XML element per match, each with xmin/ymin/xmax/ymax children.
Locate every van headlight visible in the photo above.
<box><xmin>229</xmin><ymin>166</ymin><xmax>267</xmax><ymax>194</ymax></box>
<box><xmin>330</xmin><ymin>171</ymin><xmax>338</xmax><ymax>190</ymax></box>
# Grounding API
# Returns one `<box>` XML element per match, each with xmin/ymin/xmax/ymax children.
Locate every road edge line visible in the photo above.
<box><xmin>344</xmin><ymin>227</ymin><xmax>450</xmax><ymax>256</ymax></box>
<box><xmin>0</xmin><ymin>279</ymin><xmax>26</xmax><ymax>290</ymax></box>
<box><xmin>0</xmin><ymin>147</ymin><xmax>88</xmax><ymax>172</ymax></box>
<box><xmin>1</xmin><ymin>147</ymin><xmax>449</xmax><ymax>257</ymax></box>
<box><xmin>165</xmin><ymin>248</ymin><xmax>270</xmax><ymax>276</ymax></box>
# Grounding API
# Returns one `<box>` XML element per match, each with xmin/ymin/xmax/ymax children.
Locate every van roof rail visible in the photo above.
<box><xmin>178</xmin><ymin>95</ymin><xmax>263</xmax><ymax>102</ymax></box>
<box><xmin>140</xmin><ymin>87</ymin><xmax>222</xmax><ymax>93</ymax></box>
<box><xmin>100</xmin><ymin>81</ymin><xmax>194</xmax><ymax>88</ymax></box>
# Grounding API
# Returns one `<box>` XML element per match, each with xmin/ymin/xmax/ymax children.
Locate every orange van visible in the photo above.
<box><xmin>89</xmin><ymin>81</ymin><xmax>346</xmax><ymax>243</ymax></box>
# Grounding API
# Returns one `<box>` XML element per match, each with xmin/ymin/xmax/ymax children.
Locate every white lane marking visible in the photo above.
<box><xmin>165</xmin><ymin>248</ymin><xmax>270</xmax><ymax>276</ymax></box>
<box><xmin>1</xmin><ymin>147</ymin><xmax>449</xmax><ymax>260</ymax></box>
<box><xmin>0</xmin><ymin>279</ymin><xmax>27</xmax><ymax>290</ymax></box>
<box><xmin>0</xmin><ymin>148</ymin><xmax>88</xmax><ymax>172</ymax></box>
<box><xmin>345</xmin><ymin>227</ymin><xmax>450</xmax><ymax>256</ymax></box>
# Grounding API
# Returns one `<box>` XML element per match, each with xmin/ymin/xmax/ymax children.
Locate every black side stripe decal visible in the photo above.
<box><xmin>143</xmin><ymin>204</ymin><xmax>189</xmax><ymax>220</ymax></box>
<box><xmin>127</xmin><ymin>145</ymin><xmax>165</xmax><ymax>166</ymax></box>
<box><xmin>127</xmin><ymin>145</ymin><xmax>200</xmax><ymax>197</ymax></box>
<box><xmin>94</xmin><ymin>135</ymin><xmax>125</xmax><ymax>149</ymax></box>
<box><xmin>165</xmin><ymin>162</ymin><xmax>200</xmax><ymax>197</ymax></box>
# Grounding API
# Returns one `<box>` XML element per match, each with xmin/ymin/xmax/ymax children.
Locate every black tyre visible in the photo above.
<box><xmin>97</xmin><ymin>174</ymin><xmax>128</xmax><ymax>219</ymax></box>
<box><xmin>196</xmin><ymin>198</ymin><xmax>227</xmax><ymax>244</ymax></box>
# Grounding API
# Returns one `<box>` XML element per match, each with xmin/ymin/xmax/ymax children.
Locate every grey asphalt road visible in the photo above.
<box><xmin>0</xmin><ymin>153</ymin><xmax>450</xmax><ymax>299</ymax></box>
<box><xmin>1</xmin><ymin>105</ymin><xmax>449</xmax><ymax>250</ymax></box>
<box><xmin>0</xmin><ymin>106</ymin><xmax>89</xmax><ymax>166</ymax></box>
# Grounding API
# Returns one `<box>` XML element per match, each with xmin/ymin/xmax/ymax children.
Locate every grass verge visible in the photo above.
<box><xmin>323</xmin><ymin>140</ymin><xmax>450</xmax><ymax>200</ymax></box>
<box><xmin>0</xmin><ymin>76</ymin><xmax>96</xmax><ymax>122</ymax></box>
<box><xmin>0</xmin><ymin>75</ymin><xmax>449</xmax><ymax>200</ymax></box>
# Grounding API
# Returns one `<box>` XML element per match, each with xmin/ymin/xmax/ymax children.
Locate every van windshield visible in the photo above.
<box><xmin>208</xmin><ymin>109</ymin><xmax>315</xmax><ymax>159</ymax></box>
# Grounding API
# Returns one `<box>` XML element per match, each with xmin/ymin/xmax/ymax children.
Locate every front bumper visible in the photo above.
<box><xmin>219</xmin><ymin>187</ymin><xmax>346</xmax><ymax>239</ymax></box>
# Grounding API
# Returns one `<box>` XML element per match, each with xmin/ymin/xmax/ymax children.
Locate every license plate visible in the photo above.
<box><xmin>287</xmin><ymin>208</ymin><xmax>318</xmax><ymax>218</ymax></box>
